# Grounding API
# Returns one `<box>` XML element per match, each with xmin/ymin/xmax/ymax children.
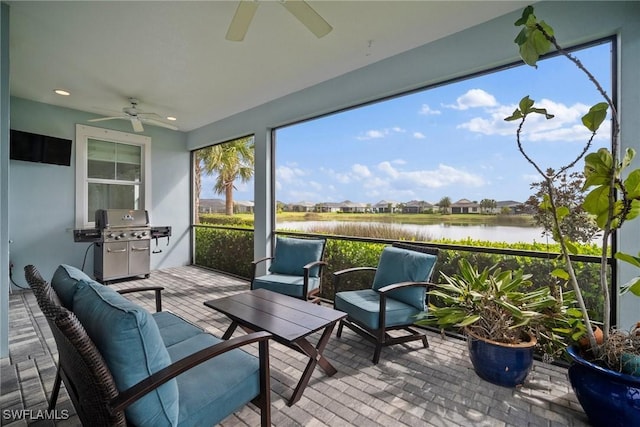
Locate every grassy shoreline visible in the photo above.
<box><xmin>276</xmin><ymin>212</ymin><xmax>537</xmax><ymax>227</ymax></box>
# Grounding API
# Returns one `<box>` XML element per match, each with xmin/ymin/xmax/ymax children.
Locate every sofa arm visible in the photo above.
<box><xmin>111</xmin><ymin>331</ymin><xmax>272</xmax><ymax>415</ymax></box>
<box><xmin>117</xmin><ymin>286</ymin><xmax>164</xmax><ymax>312</ymax></box>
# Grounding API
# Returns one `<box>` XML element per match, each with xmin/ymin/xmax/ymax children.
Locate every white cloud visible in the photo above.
<box><xmin>447</xmin><ymin>89</ymin><xmax>497</xmax><ymax>110</ymax></box>
<box><xmin>308</xmin><ymin>181</ymin><xmax>322</xmax><ymax>191</ymax></box>
<box><xmin>357</xmin><ymin>129</ymin><xmax>387</xmax><ymax>140</ymax></box>
<box><xmin>458</xmin><ymin>99</ymin><xmax>610</xmax><ymax>143</ymax></box>
<box><xmin>413</xmin><ymin>132</ymin><xmax>426</xmax><ymax>139</ymax></box>
<box><xmin>319</xmin><ymin>167</ymin><xmax>350</xmax><ymax>184</ymax></box>
<box><xmin>356</xmin><ymin>127</ymin><xmax>407</xmax><ymax>140</ymax></box>
<box><xmin>419</xmin><ymin>104</ymin><xmax>441</xmax><ymax>115</ymax></box>
<box><xmin>522</xmin><ymin>173</ymin><xmax>541</xmax><ymax>183</ymax></box>
<box><xmin>352</xmin><ymin>163</ymin><xmax>372</xmax><ymax>178</ymax></box>
<box><xmin>277</xmin><ymin>165</ymin><xmax>306</xmax><ymax>182</ymax></box>
<box><xmin>377</xmin><ymin>161</ymin><xmax>400</xmax><ymax>179</ymax></box>
<box><xmin>375</xmin><ymin>162</ymin><xmax>483</xmax><ymax>189</ymax></box>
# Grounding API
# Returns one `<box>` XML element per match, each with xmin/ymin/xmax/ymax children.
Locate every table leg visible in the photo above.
<box><xmin>288</xmin><ymin>322</ymin><xmax>339</xmax><ymax>406</ymax></box>
<box><xmin>222</xmin><ymin>321</ymin><xmax>239</xmax><ymax>340</ymax></box>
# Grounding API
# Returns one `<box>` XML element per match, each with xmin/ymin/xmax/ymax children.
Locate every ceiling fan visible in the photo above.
<box><xmin>226</xmin><ymin>0</ymin><xmax>332</xmax><ymax>42</ymax></box>
<box><xmin>88</xmin><ymin>98</ymin><xmax>178</xmax><ymax>133</ymax></box>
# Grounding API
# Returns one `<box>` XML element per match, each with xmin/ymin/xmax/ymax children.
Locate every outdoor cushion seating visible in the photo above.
<box><xmin>25</xmin><ymin>264</ymin><xmax>272</xmax><ymax>427</ymax></box>
<box><xmin>251</xmin><ymin>236</ymin><xmax>327</xmax><ymax>302</ymax></box>
<box><xmin>333</xmin><ymin>242</ymin><xmax>438</xmax><ymax>364</ymax></box>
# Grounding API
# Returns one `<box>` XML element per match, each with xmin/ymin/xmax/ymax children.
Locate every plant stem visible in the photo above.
<box><xmin>537</xmin><ymin>23</ymin><xmax>620</xmax><ymax>351</ymax></box>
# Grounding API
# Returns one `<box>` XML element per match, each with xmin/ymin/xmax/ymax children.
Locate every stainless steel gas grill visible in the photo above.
<box><xmin>93</xmin><ymin>209</ymin><xmax>151</xmax><ymax>283</ymax></box>
<box><xmin>74</xmin><ymin>209</ymin><xmax>172</xmax><ymax>283</ymax></box>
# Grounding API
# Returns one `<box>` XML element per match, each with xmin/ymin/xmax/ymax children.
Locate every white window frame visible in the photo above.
<box><xmin>75</xmin><ymin>124</ymin><xmax>151</xmax><ymax>228</ymax></box>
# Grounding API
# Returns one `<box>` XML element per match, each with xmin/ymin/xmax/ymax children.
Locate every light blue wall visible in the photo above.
<box><xmin>8</xmin><ymin>97</ymin><xmax>191</xmax><ymax>286</ymax></box>
<box><xmin>187</xmin><ymin>1</ymin><xmax>640</xmax><ymax>329</ymax></box>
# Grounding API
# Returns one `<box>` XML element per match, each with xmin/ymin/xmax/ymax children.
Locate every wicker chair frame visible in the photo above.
<box><xmin>24</xmin><ymin>265</ymin><xmax>272</xmax><ymax>427</ymax></box>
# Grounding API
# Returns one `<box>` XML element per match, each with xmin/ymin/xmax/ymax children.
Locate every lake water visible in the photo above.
<box><xmin>277</xmin><ymin>221</ymin><xmax>551</xmax><ymax>244</ymax></box>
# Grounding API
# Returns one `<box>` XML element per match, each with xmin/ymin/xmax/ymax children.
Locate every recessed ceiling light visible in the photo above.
<box><xmin>166</xmin><ymin>116</ymin><xmax>177</xmax><ymax>121</ymax></box>
<box><xmin>54</xmin><ymin>89</ymin><xmax>71</xmax><ymax>96</ymax></box>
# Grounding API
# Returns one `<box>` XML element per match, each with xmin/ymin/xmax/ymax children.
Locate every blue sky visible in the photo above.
<box><xmin>201</xmin><ymin>41</ymin><xmax>611</xmax><ymax>206</ymax></box>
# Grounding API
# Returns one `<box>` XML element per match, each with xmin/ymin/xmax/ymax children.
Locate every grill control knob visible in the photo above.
<box><xmin>120</xmin><ymin>233</ymin><xmax>127</xmax><ymax>239</ymax></box>
<box><xmin>108</xmin><ymin>233</ymin><xmax>116</xmax><ymax>239</ymax></box>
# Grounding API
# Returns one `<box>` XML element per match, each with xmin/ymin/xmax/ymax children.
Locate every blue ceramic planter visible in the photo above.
<box><xmin>466</xmin><ymin>329</ymin><xmax>536</xmax><ymax>388</ymax></box>
<box><xmin>567</xmin><ymin>345</ymin><xmax>640</xmax><ymax>427</ymax></box>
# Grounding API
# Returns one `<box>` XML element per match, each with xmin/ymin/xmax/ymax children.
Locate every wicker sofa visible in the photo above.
<box><xmin>25</xmin><ymin>264</ymin><xmax>272</xmax><ymax>427</ymax></box>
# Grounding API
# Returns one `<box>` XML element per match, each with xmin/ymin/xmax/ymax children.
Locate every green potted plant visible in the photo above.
<box><xmin>504</xmin><ymin>5</ymin><xmax>640</xmax><ymax>424</ymax></box>
<box><xmin>416</xmin><ymin>258</ymin><xmax>577</xmax><ymax>387</ymax></box>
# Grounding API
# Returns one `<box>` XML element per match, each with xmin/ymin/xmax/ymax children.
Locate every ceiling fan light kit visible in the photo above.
<box><xmin>88</xmin><ymin>98</ymin><xmax>178</xmax><ymax>133</ymax></box>
<box><xmin>226</xmin><ymin>0</ymin><xmax>332</xmax><ymax>42</ymax></box>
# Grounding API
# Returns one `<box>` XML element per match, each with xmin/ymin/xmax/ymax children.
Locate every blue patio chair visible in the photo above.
<box><xmin>251</xmin><ymin>236</ymin><xmax>327</xmax><ymax>302</ymax></box>
<box><xmin>333</xmin><ymin>242</ymin><xmax>438</xmax><ymax>364</ymax></box>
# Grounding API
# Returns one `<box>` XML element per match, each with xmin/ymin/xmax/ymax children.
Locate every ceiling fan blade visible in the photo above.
<box><xmin>88</xmin><ymin>116</ymin><xmax>126</xmax><ymax>123</ymax></box>
<box><xmin>131</xmin><ymin>118</ymin><xmax>144</xmax><ymax>133</ymax></box>
<box><xmin>226</xmin><ymin>1</ymin><xmax>259</xmax><ymax>41</ymax></box>
<box><xmin>141</xmin><ymin>117</ymin><xmax>179</xmax><ymax>131</ymax></box>
<box><xmin>281</xmin><ymin>0</ymin><xmax>332</xmax><ymax>38</ymax></box>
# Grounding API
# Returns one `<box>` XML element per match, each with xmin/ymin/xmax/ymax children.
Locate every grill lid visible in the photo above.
<box><xmin>95</xmin><ymin>209</ymin><xmax>149</xmax><ymax>229</ymax></box>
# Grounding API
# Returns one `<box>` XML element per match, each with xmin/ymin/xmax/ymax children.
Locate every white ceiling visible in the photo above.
<box><xmin>8</xmin><ymin>1</ymin><xmax>526</xmax><ymax>133</ymax></box>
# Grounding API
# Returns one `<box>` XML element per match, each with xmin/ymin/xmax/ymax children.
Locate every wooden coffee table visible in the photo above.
<box><xmin>204</xmin><ymin>288</ymin><xmax>347</xmax><ymax>406</ymax></box>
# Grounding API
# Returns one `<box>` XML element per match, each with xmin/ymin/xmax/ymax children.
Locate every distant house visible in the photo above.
<box><xmin>198</xmin><ymin>199</ymin><xmax>254</xmax><ymax>214</ymax></box>
<box><xmin>373</xmin><ymin>200</ymin><xmax>399</xmax><ymax>213</ymax></box>
<box><xmin>340</xmin><ymin>200</ymin><xmax>367</xmax><ymax>213</ymax></box>
<box><xmin>316</xmin><ymin>202</ymin><xmax>342</xmax><ymax>213</ymax></box>
<box><xmin>402</xmin><ymin>200</ymin><xmax>433</xmax><ymax>214</ymax></box>
<box><xmin>451</xmin><ymin>198</ymin><xmax>480</xmax><ymax>214</ymax></box>
<box><xmin>199</xmin><ymin>198</ymin><xmax>225</xmax><ymax>213</ymax></box>
<box><xmin>289</xmin><ymin>201</ymin><xmax>316</xmax><ymax>212</ymax></box>
<box><xmin>496</xmin><ymin>200</ymin><xmax>527</xmax><ymax>214</ymax></box>
<box><xmin>234</xmin><ymin>200</ymin><xmax>254</xmax><ymax>214</ymax></box>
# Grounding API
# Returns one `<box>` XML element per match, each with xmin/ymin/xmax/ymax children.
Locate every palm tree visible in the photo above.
<box><xmin>195</xmin><ymin>136</ymin><xmax>255</xmax><ymax>218</ymax></box>
<box><xmin>480</xmin><ymin>198</ymin><xmax>497</xmax><ymax>214</ymax></box>
<box><xmin>438</xmin><ymin>196</ymin><xmax>451</xmax><ymax>214</ymax></box>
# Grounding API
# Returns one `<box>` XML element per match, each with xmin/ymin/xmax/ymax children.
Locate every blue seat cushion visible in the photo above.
<box><xmin>152</xmin><ymin>311</ymin><xmax>205</xmax><ymax>348</ymax></box>
<box><xmin>72</xmin><ymin>280</ymin><xmax>178</xmax><ymax>427</ymax></box>
<box><xmin>50</xmin><ymin>264</ymin><xmax>93</xmax><ymax>310</ymax></box>
<box><xmin>253</xmin><ymin>274</ymin><xmax>320</xmax><ymax>299</ymax></box>
<box><xmin>268</xmin><ymin>236</ymin><xmax>325</xmax><ymax>277</ymax></box>
<box><xmin>166</xmin><ymin>333</ymin><xmax>261</xmax><ymax>427</ymax></box>
<box><xmin>335</xmin><ymin>289</ymin><xmax>422</xmax><ymax>330</ymax></box>
<box><xmin>372</xmin><ymin>247</ymin><xmax>437</xmax><ymax>310</ymax></box>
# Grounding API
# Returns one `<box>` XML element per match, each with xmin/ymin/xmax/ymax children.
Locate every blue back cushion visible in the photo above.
<box><xmin>268</xmin><ymin>237</ymin><xmax>325</xmax><ymax>277</ymax></box>
<box><xmin>50</xmin><ymin>264</ymin><xmax>93</xmax><ymax>310</ymax></box>
<box><xmin>372</xmin><ymin>246</ymin><xmax>437</xmax><ymax>310</ymax></box>
<box><xmin>73</xmin><ymin>280</ymin><xmax>178</xmax><ymax>426</ymax></box>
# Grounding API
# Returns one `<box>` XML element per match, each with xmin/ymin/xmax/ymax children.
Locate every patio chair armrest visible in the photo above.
<box><xmin>303</xmin><ymin>260</ymin><xmax>327</xmax><ymax>271</ymax></box>
<box><xmin>251</xmin><ymin>257</ymin><xmax>275</xmax><ymax>282</ymax></box>
<box><xmin>251</xmin><ymin>256</ymin><xmax>274</xmax><ymax>267</ymax></box>
<box><xmin>303</xmin><ymin>260</ymin><xmax>328</xmax><ymax>303</ymax></box>
<box><xmin>332</xmin><ymin>267</ymin><xmax>377</xmax><ymax>294</ymax></box>
<box><xmin>333</xmin><ymin>266</ymin><xmax>377</xmax><ymax>277</ymax></box>
<box><xmin>117</xmin><ymin>286</ymin><xmax>164</xmax><ymax>312</ymax></box>
<box><xmin>110</xmin><ymin>331</ymin><xmax>272</xmax><ymax>413</ymax></box>
<box><xmin>377</xmin><ymin>281</ymin><xmax>433</xmax><ymax>294</ymax></box>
